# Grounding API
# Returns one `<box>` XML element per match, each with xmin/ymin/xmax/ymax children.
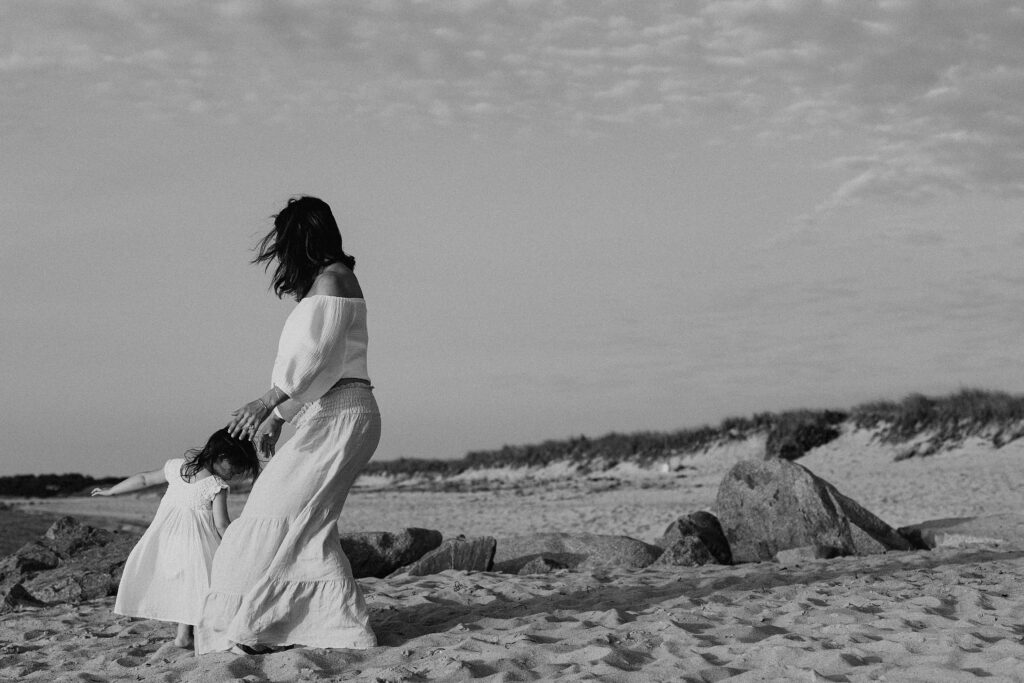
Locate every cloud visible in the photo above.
<box><xmin>4</xmin><ymin>0</ymin><xmax>1023</xmax><ymax>207</ymax></box>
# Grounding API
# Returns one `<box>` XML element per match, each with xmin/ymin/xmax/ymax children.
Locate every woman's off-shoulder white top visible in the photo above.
<box><xmin>271</xmin><ymin>296</ymin><xmax>370</xmax><ymax>404</ymax></box>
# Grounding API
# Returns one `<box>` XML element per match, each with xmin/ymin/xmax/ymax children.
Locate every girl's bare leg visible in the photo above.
<box><xmin>175</xmin><ymin>623</ymin><xmax>194</xmax><ymax>648</ymax></box>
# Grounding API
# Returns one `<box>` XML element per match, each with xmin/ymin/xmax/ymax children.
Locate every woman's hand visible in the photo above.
<box><xmin>91</xmin><ymin>488</ymin><xmax>111</xmax><ymax>497</ymax></box>
<box><xmin>253</xmin><ymin>418</ymin><xmax>283</xmax><ymax>460</ymax></box>
<box><xmin>228</xmin><ymin>398</ymin><xmax>271</xmax><ymax>440</ymax></box>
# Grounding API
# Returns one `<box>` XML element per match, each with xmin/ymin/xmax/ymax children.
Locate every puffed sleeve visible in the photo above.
<box><xmin>164</xmin><ymin>458</ymin><xmax>181</xmax><ymax>482</ymax></box>
<box><xmin>271</xmin><ymin>297</ymin><xmax>364</xmax><ymax>404</ymax></box>
<box><xmin>203</xmin><ymin>476</ymin><xmax>229</xmax><ymax>503</ymax></box>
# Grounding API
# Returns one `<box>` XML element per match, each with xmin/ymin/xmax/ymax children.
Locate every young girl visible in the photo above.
<box><xmin>91</xmin><ymin>428</ymin><xmax>261</xmax><ymax>649</ymax></box>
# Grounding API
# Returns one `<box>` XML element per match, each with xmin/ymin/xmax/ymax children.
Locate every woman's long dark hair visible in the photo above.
<box><xmin>181</xmin><ymin>428</ymin><xmax>261</xmax><ymax>482</ymax></box>
<box><xmin>253</xmin><ymin>196</ymin><xmax>356</xmax><ymax>300</ymax></box>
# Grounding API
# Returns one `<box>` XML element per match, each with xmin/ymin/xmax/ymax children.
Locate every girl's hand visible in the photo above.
<box><xmin>228</xmin><ymin>398</ymin><xmax>271</xmax><ymax>440</ymax></box>
<box><xmin>91</xmin><ymin>488</ymin><xmax>111</xmax><ymax>497</ymax></box>
<box><xmin>253</xmin><ymin>418</ymin><xmax>283</xmax><ymax>460</ymax></box>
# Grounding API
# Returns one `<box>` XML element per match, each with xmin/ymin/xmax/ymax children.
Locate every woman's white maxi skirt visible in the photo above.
<box><xmin>196</xmin><ymin>384</ymin><xmax>381</xmax><ymax>652</ymax></box>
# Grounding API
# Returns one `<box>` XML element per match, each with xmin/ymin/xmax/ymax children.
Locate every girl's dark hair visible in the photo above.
<box><xmin>253</xmin><ymin>195</ymin><xmax>356</xmax><ymax>300</ymax></box>
<box><xmin>181</xmin><ymin>428</ymin><xmax>261</xmax><ymax>482</ymax></box>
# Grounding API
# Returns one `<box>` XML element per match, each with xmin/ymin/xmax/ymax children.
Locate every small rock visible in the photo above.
<box><xmin>896</xmin><ymin>514</ymin><xmax>1019</xmax><ymax>550</ymax></box>
<box><xmin>493</xmin><ymin>533</ymin><xmax>662</xmax><ymax>573</ymax></box>
<box><xmin>340</xmin><ymin>528</ymin><xmax>443</xmax><ymax>578</ymax></box>
<box><xmin>651</xmin><ymin>536</ymin><xmax>716</xmax><ymax>567</ymax></box>
<box><xmin>657</xmin><ymin>511</ymin><xmax>732</xmax><ymax>565</ymax></box>
<box><xmin>43</xmin><ymin>517</ymin><xmax>114</xmax><ymax>556</ymax></box>
<box><xmin>399</xmin><ymin>536</ymin><xmax>496</xmax><ymax>576</ymax></box>
<box><xmin>516</xmin><ymin>556</ymin><xmax>568</xmax><ymax>575</ymax></box>
<box><xmin>32</xmin><ymin>571</ymin><xmax>113</xmax><ymax>603</ymax></box>
<box><xmin>896</xmin><ymin>525</ymin><xmax>932</xmax><ymax>550</ymax></box>
<box><xmin>13</xmin><ymin>542</ymin><xmax>61</xmax><ymax>573</ymax></box>
<box><xmin>1</xmin><ymin>583</ymin><xmax>46</xmax><ymax>612</ymax></box>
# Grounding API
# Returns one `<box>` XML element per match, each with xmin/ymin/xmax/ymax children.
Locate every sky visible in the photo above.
<box><xmin>3</xmin><ymin>0</ymin><xmax>1024</xmax><ymax>477</ymax></box>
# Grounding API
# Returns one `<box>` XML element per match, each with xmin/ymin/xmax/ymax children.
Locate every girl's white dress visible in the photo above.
<box><xmin>196</xmin><ymin>295</ymin><xmax>380</xmax><ymax>653</ymax></box>
<box><xmin>114</xmin><ymin>458</ymin><xmax>227</xmax><ymax>626</ymax></box>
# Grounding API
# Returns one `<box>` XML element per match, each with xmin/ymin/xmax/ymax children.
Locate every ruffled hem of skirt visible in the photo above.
<box><xmin>195</xmin><ymin>578</ymin><xmax>377</xmax><ymax>653</ymax></box>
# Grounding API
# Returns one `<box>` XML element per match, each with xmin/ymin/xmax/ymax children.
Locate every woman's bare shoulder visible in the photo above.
<box><xmin>308</xmin><ymin>264</ymin><xmax>363</xmax><ymax>298</ymax></box>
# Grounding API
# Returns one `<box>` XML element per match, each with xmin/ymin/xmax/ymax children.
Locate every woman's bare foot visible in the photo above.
<box><xmin>175</xmin><ymin>624</ymin><xmax>194</xmax><ymax>649</ymax></box>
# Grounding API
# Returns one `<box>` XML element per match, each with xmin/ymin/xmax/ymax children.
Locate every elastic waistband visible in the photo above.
<box><xmin>331</xmin><ymin>377</ymin><xmax>372</xmax><ymax>390</ymax></box>
<box><xmin>293</xmin><ymin>382</ymin><xmax>378</xmax><ymax>425</ymax></box>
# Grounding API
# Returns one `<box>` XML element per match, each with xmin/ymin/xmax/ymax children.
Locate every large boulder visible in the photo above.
<box><xmin>654</xmin><ymin>511</ymin><xmax>732</xmax><ymax>566</ymax></box>
<box><xmin>493</xmin><ymin>533</ymin><xmax>663</xmax><ymax>573</ymax></box>
<box><xmin>398</xmin><ymin>536</ymin><xmax>496</xmax><ymax>576</ymax></box>
<box><xmin>716</xmin><ymin>459</ymin><xmax>916</xmax><ymax>563</ymax></box>
<box><xmin>1</xmin><ymin>516</ymin><xmax>140</xmax><ymax>613</ymax></box>
<box><xmin>340</xmin><ymin>528</ymin><xmax>443</xmax><ymax>578</ymax></box>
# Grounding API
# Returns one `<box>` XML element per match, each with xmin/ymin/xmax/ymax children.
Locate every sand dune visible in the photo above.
<box><xmin>4</xmin><ymin>428</ymin><xmax>1024</xmax><ymax>681</ymax></box>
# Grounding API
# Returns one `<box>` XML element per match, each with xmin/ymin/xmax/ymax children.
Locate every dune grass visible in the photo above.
<box><xmin>851</xmin><ymin>388</ymin><xmax>1024</xmax><ymax>457</ymax></box>
<box><xmin>359</xmin><ymin>388</ymin><xmax>1024</xmax><ymax>478</ymax></box>
<box><xmin>359</xmin><ymin>408</ymin><xmax>849</xmax><ymax>478</ymax></box>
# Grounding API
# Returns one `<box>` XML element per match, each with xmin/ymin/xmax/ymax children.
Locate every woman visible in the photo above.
<box><xmin>196</xmin><ymin>196</ymin><xmax>380</xmax><ymax>654</ymax></box>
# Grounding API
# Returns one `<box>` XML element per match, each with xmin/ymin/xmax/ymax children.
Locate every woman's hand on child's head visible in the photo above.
<box><xmin>228</xmin><ymin>398</ymin><xmax>271</xmax><ymax>440</ymax></box>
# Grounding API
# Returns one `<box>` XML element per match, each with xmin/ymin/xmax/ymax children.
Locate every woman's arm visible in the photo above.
<box><xmin>91</xmin><ymin>467</ymin><xmax>168</xmax><ymax>496</ymax></box>
<box><xmin>212</xmin><ymin>489</ymin><xmax>230</xmax><ymax>536</ymax></box>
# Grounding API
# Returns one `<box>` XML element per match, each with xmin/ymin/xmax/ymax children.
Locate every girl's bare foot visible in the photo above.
<box><xmin>175</xmin><ymin>624</ymin><xmax>194</xmax><ymax>649</ymax></box>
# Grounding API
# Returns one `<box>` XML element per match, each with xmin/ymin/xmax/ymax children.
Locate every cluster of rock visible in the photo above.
<box><xmin>2</xmin><ymin>458</ymin><xmax>934</xmax><ymax>614</ymax></box>
<box><xmin>367</xmin><ymin>457</ymin><xmax>947</xmax><ymax>572</ymax></box>
<box><xmin>0</xmin><ymin>516</ymin><xmax>138</xmax><ymax>613</ymax></box>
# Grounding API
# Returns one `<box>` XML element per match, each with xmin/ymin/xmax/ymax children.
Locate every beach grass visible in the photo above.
<box><xmin>356</xmin><ymin>389</ymin><xmax>1024</xmax><ymax>479</ymax></box>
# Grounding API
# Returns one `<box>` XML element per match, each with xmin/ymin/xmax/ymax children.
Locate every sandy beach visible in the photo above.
<box><xmin>9</xmin><ymin>0</ymin><xmax>1024</xmax><ymax>678</ymax></box>
<box><xmin>4</xmin><ymin>429</ymin><xmax>1024</xmax><ymax>681</ymax></box>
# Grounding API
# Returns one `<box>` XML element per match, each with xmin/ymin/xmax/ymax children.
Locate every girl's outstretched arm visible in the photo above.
<box><xmin>91</xmin><ymin>467</ymin><xmax>167</xmax><ymax>496</ymax></box>
<box><xmin>212</xmin><ymin>489</ymin><xmax>230</xmax><ymax>537</ymax></box>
